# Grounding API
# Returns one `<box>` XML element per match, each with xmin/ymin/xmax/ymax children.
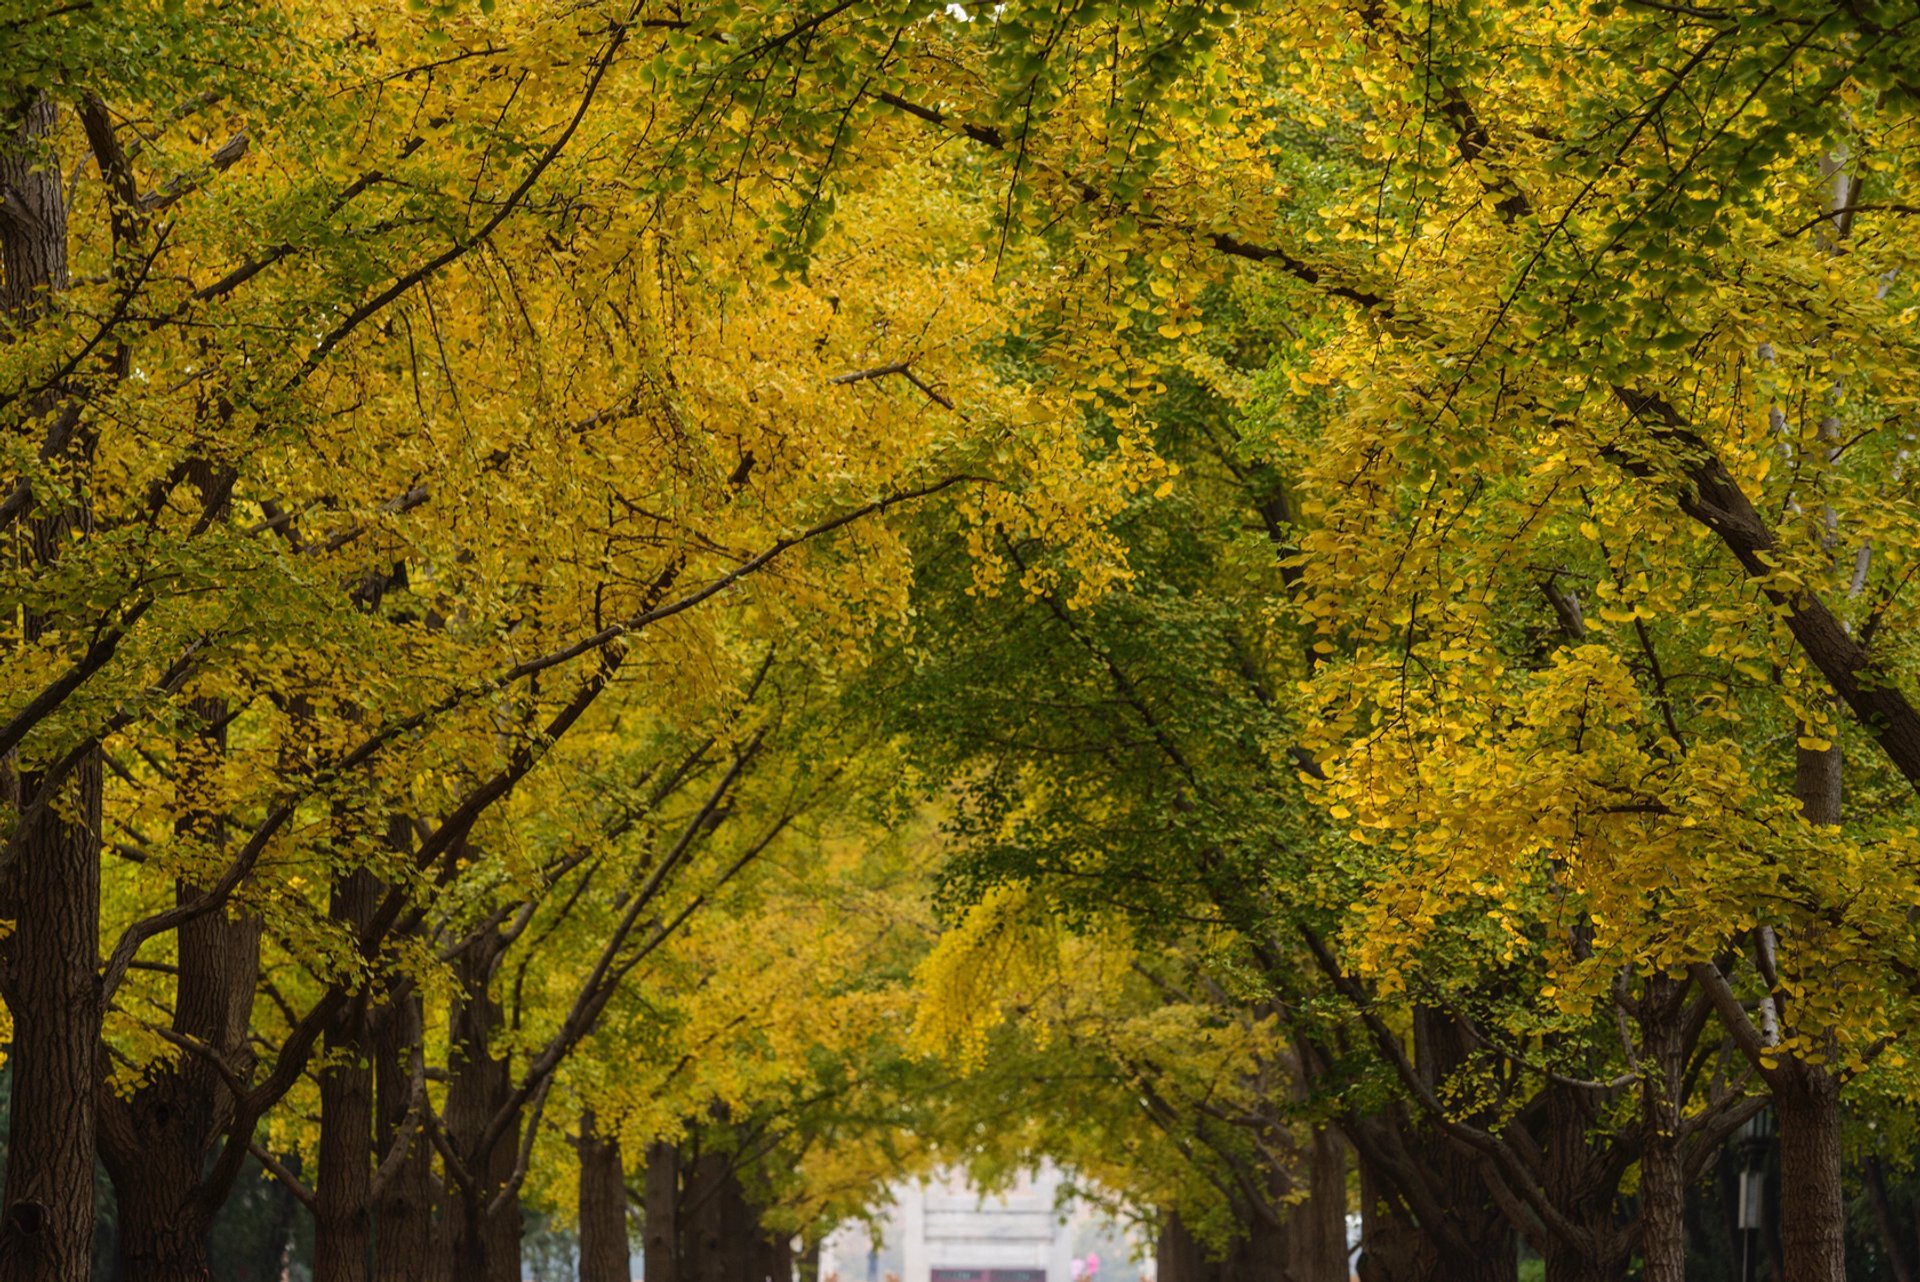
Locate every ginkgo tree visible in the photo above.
<box><xmin>657</xmin><ymin>0</ymin><xmax>1920</xmax><ymax>1278</ymax></box>
<box><xmin>12</xmin><ymin>0</ymin><xmax>1920</xmax><ymax>1280</ymax></box>
<box><xmin>1</xmin><ymin>1</ymin><xmax>1166</xmax><ymax>1278</ymax></box>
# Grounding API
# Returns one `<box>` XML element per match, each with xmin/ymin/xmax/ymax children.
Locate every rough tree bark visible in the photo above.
<box><xmin>445</xmin><ymin>928</ymin><xmax>524</xmax><ymax>1282</ymax></box>
<box><xmin>1351</xmin><ymin>1135</ymin><xmax>1514</xmax><ymax>1282</ymax></box>
<box><xmin>1353</xmin><ymin>1155</ymin><xmax>1430</xmax><ymax>1282</ymax></box>
<box><xmin>1635</xmin><ymin>976</ymin><xmax>1689</xmax><ymax>1282</ymax></box>
<box><xmin>1773</xmin><ymin>1058</ymin><xmax>1845</xmax><ymax>1282</ymax></box>
<box><xmin>1346</xmin><ymin>1011</ymin><xmax>1517</xmax><ymax>1282</ymax></box>
<box><xmin>0</xmin><ymin>746</ymin><xmax>101</xmax><ymax>1282</ymax></box>
<box><xmin>96</xmin><ymin>517</ymin><xmax>255</xmax><ymax>1282</ymax></box>
<box><xmin>680</xmin><ymin>1145</ymin><xmax>757</xmax><ymax>1282</ymax></box>
<box><xmin>98</xmin><ymin>830</ymin><xmax>264</xmax><ymax>1282</ymax></box>
<box><xmin>0</xmin><ymin>89</ymin><xmax>101</xmax><ymax>1282</ymax></box>
<box><xmin>315</xmin><ymin>869</ymin><xmax>379</xmax><ymax>1282</ymax></box>
<box><xmin>1529</xmin><ymin>1079</ymin><xmax>1631</xmax><ymax>1282</ymax></box>
<box><xmin>1772</xmin><ymin>740</ymin><xmax>1847</xmax><ymax>1282</ymax></box>
<box><xmin>578</xmin><ymin>1108</ymin><xmax>630</xmax><ymax>1282</ymax></box>
<box><xmin>1286</xmin><ymin>1125</ymin><xmax>1349</xmax><ymax>1282</ymax></box>
<box><xmin>1155</xmin><ymin>1213</ymin><xmax>1224</xmax><ymax>1282</ymax></box>
<box><xmin>643</xmin><ymin>1139</ymin><xmax>682</xmax><ymax>1282</ymax></box>
<box><xmin>372</xmin><ymin>979</ymin><xmax>441</xmax><ymax>1282</ymax></box>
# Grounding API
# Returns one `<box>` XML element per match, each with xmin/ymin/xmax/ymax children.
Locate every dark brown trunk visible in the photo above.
<box><xmin>756</xmin><ymin>1225</ymin><xmax>793</xmax><ymax>1282</ymax></box>
<box><xmin>371</xmin><ymin>980</ymin><xmax>439</xmax><ymax>1282</ymax></box>
<box><xmin>1354</xmin><ymin>1154</ymin><xmax>1420</xmax><ymax>1282</ymax></box>
<box><xmin>1537</xmin><ymin>1252</ymin><xmax>1626</xmax><ymax>1282</ymax></box>
<box><xmin>0</xmin><ymin>91</ymin><xmax>98</xmax><ymax>1282</ymax></box>
<box><xmin>1226</xmin><ymin>1208</ymin><xmax>1288</xmax><ymax>1282</ymax></box>
<box><xmin>1397</xmin><ymin>1011</ymin><xmax>1517</xmax><ymax>1282</ymax></box>
<box><xmin>681</xmin><ymin>1147</ymin><xmax>756</xmax><ymax>1282</ymax></box>
<box><xmin>446</xmin><ymin>930</ymin><xmax>522</xmax><ymax>1282</ymax></box>
<box><xmin>1637</xmin><ymin>1128</ymin><xmax>1686</xmax><ymax>1282</ymax></box>
<box><xmin>1775</xmin><ymin>1067</ymin><xmax>1845</xmax><ymax>1282</ymax></box>
<box><xmin>109</xmin><ymin>1178</ymin><xmax>216</xmax><ymax>1282</ymax></box>
<box><xmin>1286</xmin><ymin>1125</ymin><xmax>1348</xmax><ymax>1282</ymax></box>
<box><xmin>579</xmin><ymin>1108</ymin><xmax>630</xmax><ymax>1282</ymax></box>
<box><xmin>0</xmin><ymin>95</ymin><xmax>68</xmax><ymax>318</ymax></box>
<box><xmin>0</xmin><ymin>747</ymin><xmax>101</xmax><ymax>1282</ymax></box>
<box><xmin>1349</xmin><ymin>1022</ymin><xmax>1515</xmax><ymax>1282</ymax></box>
<box><xmin>1527</xmin><ymin>1077</ymin><xmax>1629</xmax><ymax>1282</ymax></box>
<box><xmin>1768</xmin><ymin>741</ymin><xmax>1845</xmax><ymax>1282</ymax></box>
<box><xmin>1156</xmin><ymin>1212</ymin><xmax>1224</xmax><ymax>1282</ymax></box>
<box><xmin>99</xmin><ymin>698</ymin><xmax>259</xmax><ymax>1282</ymax></box>
<box><xmin>1536</xmin><ymin>1228</ymin><xmax>1629</xmax><ymax>1282</ymax></box>
<box><xmin>1635</xmin><ymin>975</ymin><xmax>1688</xmax><ymax>1282</ymax></box>
<box><xmin>1865</xmin><ymin>1157</ymin><xmax>1918</xmax><ymax>1282</ymax></box>
<box><xmin>644</xmin><ymin>1139</ymin><xmax>681</xmax><ymax>1282</ymax></box>
<box><xmin>315</xmin><ymin>870</ymin><xmax>379</xmax><ymax>1282</ymax></box>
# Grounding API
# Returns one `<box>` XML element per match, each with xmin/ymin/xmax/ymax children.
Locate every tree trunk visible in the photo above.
<box><xmin>109</xmin><ymin>1175</ymin><xmax>217</xmax><ymax>1282</ymax></box>
<box><xmin>756</xmin><ymin>1226</ymin><xmax>793</xmax><ymax>1282</ymax></box>
<box><xmin>99</xmin><ymin>697</ymin><xmax>262</xmax><ymax>1282</ymax></box>
<box><xmin>1350</xmin><ymin>1101</ymin><xmax>1515</xmax><ymax>1282</ymax></box>
<box><xmin>0</xmin><ymin>746</ymin><xmax>101</xmax><ymax>1282</ymax></box>
<box><xmin>1526</xmin><ymin>1077</ymin><xmax>1630</xmax><ymax>1282</ymax></box>
<box><xmin>1775</xmin><ymin>1067</ymin><xmax>1845</xmax><ymax>1282</ymax></box>
<box><xmin>1286</xmin><ymin>1125</ymin><xmax>1348</xmax><ymax>1282</ymax></box>
<box><xmin>100</xmin><ymin>895</ymin><xmax>261</xmax><ymax>1280</ymax></box>
<box><xmin>681</xmin><ymin>1147</ymin><xmax>757</xmax><ymax>1282</ymax></box>
<box><xmin>99</xmin><ymin>871</ymin><xmax>263</xmax><ymax>1282</ymax></box>
<box><xmin>1354</xmin><ymin>1156</ymin><xmax>1422</xmax><ymax>1282</ymax></box>
<box><xmin>1395</xmin><ymin>1011</ymin><xmax>1519</xmax><ymax>1282</ymax></box>
<box><xmin>1227</xmin><ymin>1210</ymin><xmax>1288</xmax><ymax>1282</ymax></box>
<box><xmin>579</xmin><ymin>1109</ymin><xmax>630</xmax><ymax>1282</ymax></box>
<box><xmin>1635</xmin><ymin>975</ymin><xmax>1689</xmax><ymax>1282</ymax></box>
<box><xmin>0</xmin><ymin>90</ymin><xmax>100</xmax><ymax>1282</ymax></box>
<box><xmin>1537</xmin><ymin>1251</ymin><xmax>1628</xmax><ymax>1282</ymax></box>
<box><xmin>644</xmin><ymin>1139</ymin><xmax>682</xmax><ymax>1282</ymax></box>
<box><xmin>1637</xmin><ymin>1129</ymin><xmax>1686</xmax><ymax>1282</ymax></box>
<box><xmin>1156</xmin><ymin>1212</ymin><xmax>1224</xmax><ymax>1282</ymax></box>
<box><xmin>1771</xmin><ymin>741</ymin><xmax>1846</xmax><ymax>1282</ymax></box>
<box><xmin>371</xmin><ymin>980</ymin><xmax>439</xmax><ymax>1282</ymax></box>
<box><xmin>316</xmin><ymin>875</ymin><xmax>378</xmax><ymax>1282</ymax></box>
<box><xmin>446</xmin><ymin>930</ymin><xmax>523</xmax><ymax>1282</ymax></box>
<box><xmin>1865</xmin><ymin>1157</ymin><xmax>1917</xmax><ymax>1282</ymax></box>
<box><xmin>94</xmin><ymin>415</ymin><xmax>253</xmax><ymax>1282</ymax></box>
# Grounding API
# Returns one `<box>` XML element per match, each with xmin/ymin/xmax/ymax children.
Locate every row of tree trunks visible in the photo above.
<box><xmin>1154</xmin><ymin>1122</ymin><xmax>1349</xmax><ymax>1282</ymax></box>
<box><xmin>643</xmin><ymin>1128</ymin><xmax>793</xmax><ymax>1282</ymax></box>
<box><xmin>1351</xmin><ymin>1132</ymin><xmax>1514</xmax><ymax>1282</ymax></box>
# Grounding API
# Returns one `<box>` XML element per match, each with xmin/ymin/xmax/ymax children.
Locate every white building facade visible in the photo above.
<box><xmin>821</xmin><ymin>1166</ymin><xmax>1142</xmax><ymax>1282</ymax></box>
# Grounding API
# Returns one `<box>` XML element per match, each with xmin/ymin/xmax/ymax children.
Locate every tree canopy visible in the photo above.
<box><xmin>5</xmin><ymin>1</ymin><xmax>1920</xmax><ymax>1280</ymax></box>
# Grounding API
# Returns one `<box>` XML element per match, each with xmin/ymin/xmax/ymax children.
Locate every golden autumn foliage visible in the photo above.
<box><xmin>7</xmin><ymin>0</ymin><xmax>1920</xmax><ymax>1279</ymax></box>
